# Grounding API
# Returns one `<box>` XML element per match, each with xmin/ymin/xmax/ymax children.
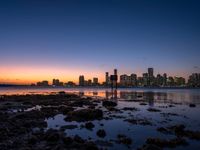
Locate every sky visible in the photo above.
<box><xmin>0</xmin><ymin>0</ymin><xmax>200</xmax><ymax>84</ymax></box>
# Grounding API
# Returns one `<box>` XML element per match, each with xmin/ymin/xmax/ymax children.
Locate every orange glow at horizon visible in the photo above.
<box><xmin>0</xmin><ymin>66</ymin><xmax>105</xmax><ymax>85</ymax></box>
<box><xmin>0</xmin><ymin>65</ymin><xmax>190</xmax><ymax>85</ymax></box>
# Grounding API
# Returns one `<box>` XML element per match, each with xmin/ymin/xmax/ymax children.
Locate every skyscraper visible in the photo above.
<box><xmin>148</xmin><ymin>68</ymin><xmax>154</xmax><ymax>86</ymax></box>
<box><xmin>93</xmin><ymin>77</ymin><xmax>98</xmax><ymax>86</ymax></box>
<box><xmin>79</xmin><ymin>75</ymin><xmax>85</xmax><ymax>86</ymax></box>
<box><xmin>105</xmin><ymin>72</ymin><xmax>110</xmax><ymax>86</ymax></box>
<box><xmin>114</xmin><ymin>69</ymin><xmax>117</xmax><ymax>76</ymax></box>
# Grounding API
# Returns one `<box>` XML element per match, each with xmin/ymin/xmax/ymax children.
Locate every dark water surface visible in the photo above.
<box><xmin>1</xmin><ymin>87</ymin><xmax>200</xmax><ymax>149</ymax></box>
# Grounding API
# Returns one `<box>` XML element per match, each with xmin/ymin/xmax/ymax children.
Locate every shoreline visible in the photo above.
<box><xmin>0</xmin><ymin>92</ymin><xmax>200</xmax><ymax>149</ymax></box>
<box><xmin>1</xmin><ymin>84</ymin><xmax>200</xmax><ymax>90</ymax></box>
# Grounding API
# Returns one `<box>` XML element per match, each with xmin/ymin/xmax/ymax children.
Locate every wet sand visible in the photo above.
<box><xmin>0</xmin><ymin>92</ymin><xmax>200</xmax><ymax>150</ymax></box>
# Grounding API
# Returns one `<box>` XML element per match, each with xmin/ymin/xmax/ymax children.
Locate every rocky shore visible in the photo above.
<box><xmin>0</xmin><ymin>92</ymin><xmax>200</xmax><ymax>150</ymax></box>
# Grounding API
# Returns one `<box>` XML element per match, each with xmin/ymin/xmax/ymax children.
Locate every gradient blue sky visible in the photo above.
<box><xmin>0</xmin><ymin>0</ymin><xmax>200</xmax><ymax>84</ymax></box>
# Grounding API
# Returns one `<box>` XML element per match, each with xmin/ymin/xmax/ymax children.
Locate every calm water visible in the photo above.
<box><xmin>0</xmin><ymin>86</ymin><xmax>200</xmax><ymax>104</ymax></box>
<box><xmin>1</xmin><ymin>86</ymin><xmax>200</xmax><ymax>149</ymax></box>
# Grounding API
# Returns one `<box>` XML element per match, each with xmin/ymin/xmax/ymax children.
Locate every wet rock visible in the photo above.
<box><xmin>122</xmin><ymin>107</ymin><xmax>139</xmax><ymax>111</ymax></box>
<box><xmin>146</xmin><ymin>137</ymin><xmax>188</xmax><ymax>148</ymax></box>
<box><xmin>168</xmin><ymin>124</ymin><xmax>200</xmax><ymax>140</ymax></box>
<box><xmin>138</xmin><ymin>144</ymin><xmax>162</xmax><ymax>150</ymax></box>
<box><xmin>69</xmin><ymin>100</ymin><xmax>95</xmax><ymax>107</ymax></box>
<box><xmin>102</xmin><ymin>101</ymin><xmax>117</xmax><ymax>107</ymax></box>
<box><xmin>160</xmin><ymin>112</ymin><xmax>179</xmax><ymax>117</ymax></box>
<box><xmin>59</xmin><ymin>106</ymin><xmax>74</xmax><ymax>115</ymax></box>
<box><xmin>147</xmin><ymin>108</ymin><xmax>161</xmax><ymax>112</ymax></box>
<box><xmin>96</xmin><ymin>129</ymin><xmax>106</xmax><ymax>138</ymax></box>
<box><xmin>168</xmin><ymin>124</ymin><xmax>186</xmax><ymax>135</ymax></box>
<box><xmin>62</xmin><ymin>136</ymin><xmax>73</xmax><ymax>145</ymax></box>
<box><xmin>189</xmin><ymin>104</ymin><xmax>196</xmax><ymax>107</ymax></box>
<box><xmin>74</xmin><ymin>135</ymin><xmax>85</xmax><ymax>143</ymax></box>
<box><xmin>27</xmin><ymin>135</ymin><xmax>38</xmax><ymax>145</ymax></box>
<box><xmin>117</xmin><ymin>134</ymin><xmax>132</xmax><ymax>145</ymax></box>
<box><xmin>95</xmin><ymin>140</ymin><xmax>113</xmax><ymax>147</ymax></box>
<box><xmin>125</xmin><ymin>118</ymin><xmax>152</xmax><ymax>126</ymax></box>
<box><xmin>157</xmin><ymin>127</ymin><xmax>172</xmax><ymax>134</ymax></box>
<box><xmin>140</xmin><ymin>103</ymin><xmax>147</xmax><ymax>106</ymax></box>
<box><xmin>60</xmin><ymin>125</ymin><xmax>78</xmax><ymax>130</ymax></box>
<box><xmin>65</xmin><ymin>109</ymin><xmax>103</xmax><ymax>122</ymax></box>
<box><xmin>58</xmin><ymin>91</ymin><xmax>66</xmax><ymax>95</ymax></box>
<box><xmin>106</xmin><ymin>107</ymin><xmax>120</xmax><ymax>112</ymax></box>
<box><xmin>85</xmin><ymin>122</ymin><xmax>95</xmax><ymax>130</ymax></box>
<box><xmin>44</xmin><ymin>129</ymin><xmax>60</xmax><ymax>142</ymax></box>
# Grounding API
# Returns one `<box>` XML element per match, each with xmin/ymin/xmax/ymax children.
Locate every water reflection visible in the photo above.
<box><xmin>0</xmin><ymin>87</ymin><xmax>200</xmax><ymax>104</ymax></box>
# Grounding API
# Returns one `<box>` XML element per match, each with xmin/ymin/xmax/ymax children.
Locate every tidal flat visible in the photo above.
<box><xmin>0</xmin><ymin>92</ymin><xmax>200</xmax><ymax>150</ymax></box>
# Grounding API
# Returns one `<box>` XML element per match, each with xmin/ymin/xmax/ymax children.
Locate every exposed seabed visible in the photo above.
<box><xmin>0</xmin><ymin>92</ymin><xmax>200</xmax><ymax>150</ymax></box>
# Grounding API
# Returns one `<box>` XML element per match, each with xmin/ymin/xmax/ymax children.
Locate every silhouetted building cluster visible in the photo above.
<box><xmin>188</xmin><ymin>73</ymin><xmax>200</xmax><ymax>87</ymax></box>
<box><xmin>52</xmin><ymin>79</ymin><xmax>63</xmax><ymax>86</ymax></box>
<box><xmin>34</xmin><ymin>68</ymin><xmax>200</xmax><ymax>88</ymax></box>
<box><xmin>78</xmin><ymin>75</ymin><xmax>99</xmax><ymax>87</ymax></box>
<box><xmin>37</xmin><ymin>80</ymin><xmax>49</xmax><ymax>86</ymax></box>
<box><xmin>119</xmin><ymin>68</ymin><xmax>189</xmax><ymax>87</ymax></box>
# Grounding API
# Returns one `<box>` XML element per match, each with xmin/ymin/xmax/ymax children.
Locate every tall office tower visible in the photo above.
<box><xmin>52</xmin><ymin>79</ymin><xmax>59</xmax><ymax>86</ymax></box>
<box><xmin>105</xmin><ymin>72</ymin><xmax>110</xmax><ymax>85</ymax></box>
<box><xmin>148</xmin><ymin>68</ymin><xmax>154</xmax><ymax>86</ymax></box>
<box><xmin>148</xmin><ymin>68</ymin><xmax>154</xmax><ymax>78</ymax></box>
<box><xmin>130</xmin><ymin>73</ymin><xmax>137</xmax><ymax>86</ymax></box>
<box><xmin>143</xmin><ymin>73</ymin><xmax>148</xmax><ymax>87</ymax></box>
<box><xmin>114</xmin><ymin>69</ymin><xmax>117</xmax><ymax>76</ymax></box>
<box><xmin>93</xmin><ymin>77</ymin><xmax>98</xmax><ymax>86</ymax></box>
<box><xmin>163</xmin><ymin>73</ymin><xmax>167</xmax><ymax>86</ymax></box>
<box><xmin>79</xmin><ymin>75</ymin><xmax>85</xmax><ymax>86</ymax></box>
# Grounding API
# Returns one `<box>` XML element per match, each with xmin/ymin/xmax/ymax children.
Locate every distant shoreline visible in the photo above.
<box><xmin>0</xmin><ymin>84</ymin><xmax>200</xmax><ymax>90</ymax></box>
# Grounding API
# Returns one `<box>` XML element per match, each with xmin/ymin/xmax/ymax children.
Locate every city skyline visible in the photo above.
<box><xmin>3</xmin><ymin>67</ymin><xmax>198</xmax><ymax>87</ymax></box>
<box><xmin>0</xmin><ymin>66</ymin><xmax>200</xmax><ymax>85</ymax></box>
<box><xmin>0</xmin><ymin>0</ymin><xmax>200</xmax><ymax>84</ymax></box>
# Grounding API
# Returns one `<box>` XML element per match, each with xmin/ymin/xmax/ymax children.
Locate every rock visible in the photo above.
<box><xmin>138</xmin><ymin>144</ymin><xmax>162</xmax><ymax>150</ymax></box>
<box><xmin>122</xmin><ymin>107</ymin><xmax>139</xmax><ymax>111</ymax></box>
<box><xmin>102</xmin><ymin>101</ymin><xmax>117</xmax><ymax>107</ymax></box>
<box><xmin>147</xmin><ymin>108</ymin><xmax>161</xmax><ymax>112</ymax></box>
<box><xmin>157</xmin><ymin>127</ymin><xmax>171</xmax><ymax>134</ymax></box>
<box><xmin>85</xmin><ymin>122</ymin><xmax>95</xmax><ymax>130</ymax></box>
<box><xmin>65</xmin><ymin>109</ymin><xmax>103</xmax><ymax>122</ymax></box>
<box><xmin>62</xmin><ymin>137</ymin><xmax>73</xmax><ymax>145</ymax></box>
<box><xmin>125</xmin><ymin>118</ymin><xmax>152</xmax><ymax>126</ymax></box>
<box><xmin>189</xmin><ymin>104</ymin><xmax>196</xmax><ymax>107</ymax></box>
<box><xmin>58</xmin><ymin>91</ymin><xmax>66</xmax><ymax>95</ymax></box>
<box><xmin>95</xmin><ymin>140</ymin><xmax>113</xmax><ymax>147</ymax></box>
<box><xmin>140</xmin><ymin>103</ymin><xmax>147</xmax><ymax>106</ymax></box>
<box><xmin>117</xmin><ymin>134</ymin><xmax>132</xmax><ymax>145</ymax></box>
<box><xmin>28</xmin><ymin>135</ymin><xmax>38</xmax><ymax>145</ymax></box>
<box><xmin>96</xmin><ymin>129</ymin><xmax>106</xmax><ymax>138</ymax></box>
<box><xmin>60</xmin><ymin>125</ymin><xmax>78</xmax><ymax>130</ymax></box>
<box><xmin>146</xmin><ymin>137</ymin><xmax>188</xmax><ymax>148</ymax></box>
<box><xmin>45</xmin><ymin>129</ymin><xmax>60</xmax><ymax>142</ymax></box>
<box><xmin>74</xmin><ymin>135</ymin><xmax>85</xmax><ymax>143</ymax></box>
<box><xmin>168</xmin><ymin>124</ymin><xmax>200</xmax><ymax>140</ymax></box>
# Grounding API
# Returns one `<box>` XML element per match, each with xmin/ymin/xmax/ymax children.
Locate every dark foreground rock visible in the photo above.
<box><xmin>125</xmin><ymin>118</ymin><xmax>152</xmax><ymax>126</ymax></box>
<box><xmin>96</xmin><ymin>129</ymin><xmax>106</xmax><ymax>138</ymax></box>
<box><xmin>117</xmin><ymin>134</ymin><xmax>132</xmax><ymax>145</ymax></box>
<box><xmin>138</xmin><ymin>144</ymin><xmax>162</xmax><ymax>150</ymax></box>
<box><xmin>146</xmin><ymin>137</ymin><xmax>188</xmax><ymax>148</ymax></box>
<box><xmin>65</xmin><ymin>109</ymin><xmax>103</xmax><ymax>122</ymax></box>
<box><xmin>147</xmin><ymin>108</ymin><xmax>161</xmax><ymax>112</ymax></box>
<box><xmin>85</xmin><ymin>122</ymin><xmax>95</xmax><ymax>130</ymax></box>
<box><xmin>102</xmin><ymin>101</ymin><xmax>117</xmax><ymax>107</ymax></box>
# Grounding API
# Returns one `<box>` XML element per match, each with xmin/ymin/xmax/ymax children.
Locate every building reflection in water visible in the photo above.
<box><xmin>143</xmin><ymin>92</ymin><xmax>154</xmax><ymax>106</ymax></box>
<box><xmin>80</xmin><ymin>90</ymin><xmax>170</xmax><ymax>105</ymax></box>
<box><xmin>79</xmin><ymin>92</ymin><xmax>84</xmax><ymax>97</ymax></box>
<box><xmin>93</xmin><ymin>92</ymin><xmax>98</xmax><ymax>96</ymax></box>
